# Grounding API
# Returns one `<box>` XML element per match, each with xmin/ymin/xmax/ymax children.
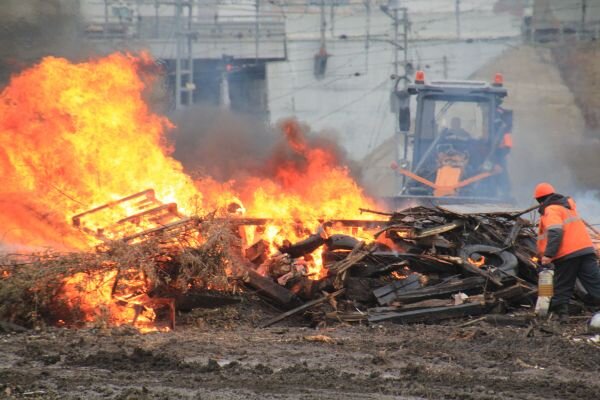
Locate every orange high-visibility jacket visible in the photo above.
<box><xmin>537</xmin><ymin>198</ymin><xmax>594</xmax><ymax>260</ymax></box>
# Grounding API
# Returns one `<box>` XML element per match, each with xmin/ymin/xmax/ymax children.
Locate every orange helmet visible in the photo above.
<box><xmin>534</xmin><ymin>182</ymin><xmax>555</xmax><ymax>199</ymax></box>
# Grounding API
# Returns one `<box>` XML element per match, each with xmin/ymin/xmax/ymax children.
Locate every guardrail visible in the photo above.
<box><xmin>523</xmin><ymin>18</ymin><xmax>600</xmax><ymax>43</ymax></box>
<box><xmin>84</xmin><ymin>15</ymin><xmax>286</xmax><ymax>42</ymax></box>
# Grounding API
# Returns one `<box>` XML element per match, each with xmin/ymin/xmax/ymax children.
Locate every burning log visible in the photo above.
<box><xmin>131</xmin><ymin>297</ymin><xmax>176</xmax><ymax>331</ymax></box>
<box><xmin>242</xmin><ymin>269</ymin><xmax>303</xmax><ymax>310</ymax></box>
<box><xmin>459</xmin><ymin>258</ymin><xmax>504</xmax><ymax>287</ymax></box>
<box><xmin>245</xmin><ymin>240</ymin><xmax>270</xmax><ymax>265</ymax></box>
<box><xmin>279</xmin><ymin>233</ymin><xmax>327</xmax><ymax>259</ymax></box>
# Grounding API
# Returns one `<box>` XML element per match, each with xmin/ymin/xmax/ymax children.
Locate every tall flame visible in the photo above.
<box><xmin>0</xmin><ymin>53</ymin><xmax>199</xmax><ymax>249</ymax></box>
<box><xmin>0</xmin><ymin>53</ymin><xmax>377</xmax><ymax>327</ymax></box>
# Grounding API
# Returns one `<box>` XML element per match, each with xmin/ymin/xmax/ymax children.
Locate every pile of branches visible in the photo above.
<box><xmin>0</xmin><ymin>219</ymin><xmax>239</xmax><ymax>328</ymax></box>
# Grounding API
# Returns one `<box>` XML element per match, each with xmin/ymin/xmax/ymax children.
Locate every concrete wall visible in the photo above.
<box><xmin>267</xmin><ymin>1</ymin><xmax>523</xmax><ymax>167</ymax></box>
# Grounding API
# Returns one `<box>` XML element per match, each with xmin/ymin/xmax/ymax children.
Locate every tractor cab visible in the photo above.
<box><xmin>391</xmin><ymin>71</ymin><xmax>512</xmax><ymax>209</ymax></box>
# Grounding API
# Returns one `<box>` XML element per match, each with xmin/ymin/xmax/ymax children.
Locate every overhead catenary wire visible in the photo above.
<box><xmin>267</xmin><ymin>41</ymin><xmax>514</xmax><ymax>103</ymax></box>
<box><xmin>308</xmin><ymin>78</ymin><xmax>389</xmax><ymax>124</ymax></box>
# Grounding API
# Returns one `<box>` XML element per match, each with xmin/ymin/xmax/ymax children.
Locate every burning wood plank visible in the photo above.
<box><xmin>242</xmin><ymin>268</ymin><xmax>303</xmax><ymax>310</ymax></box>
<box><xmin>72</xmin><ymin>189</ymin><xmax>186</xmax><ymax>241</ymax></box>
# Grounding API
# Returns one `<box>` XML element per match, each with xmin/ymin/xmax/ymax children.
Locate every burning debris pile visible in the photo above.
<box><xmin>1</xmin><ymin>52</ymin><xmax>598</xmax><ymax>333</ymax></box>
<box><xmin>0</xmin><ymin>198</ymin><xmax>545</xmax><ymax>331</ymax></box>
<box><xmin>0</xmin><ymin>52</ymin><xmax>376</xmax><ymax>331</ymax></box>
<box><xmin>0</xmin><ymin>219</ymin><xmax>238</xmax><ymax>332</ymax></box>
<box><xmin>252</xmin><ymin>205</ymin><xmax>546</xmax><ymax>327</ymax></box>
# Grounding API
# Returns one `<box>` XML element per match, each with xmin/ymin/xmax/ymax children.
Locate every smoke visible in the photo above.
<box><xmin>564</xmin><ymin>134</ymin><xmax>600</xmax><ymax>190</ymax></box>
<box><xmin>549</xmin><ymin>43</ymin><xmax>600</xmax><ymax>199</ymax></box>
<box><xmin>508</xmin><ymin>131</ymin><xmax>600</xmax><ymax>209</ymax></box>
<box><xmin>170</xmin><ymin>106</ymin><xmax>276</xmax><ymax>182</ymax></box>
<box><xmin>170</xmin><ymin>105</ymin><xmax>361</xmax><ymax>186</ymax></box>
<box><xmin>0</xmin><ymin>0</ymin><xmax>85</xmax><ymax>85</ymax></box>
<box><xmin>573</xmin><ymin>190</ymin><xmax>600</xmax><ymax>223</ymax></box>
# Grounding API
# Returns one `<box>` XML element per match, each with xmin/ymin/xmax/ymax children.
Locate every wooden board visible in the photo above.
<box><xmin>368</xmin><ymin>302</ymin><xmax>489</xmax><ymax>324</ymax></box>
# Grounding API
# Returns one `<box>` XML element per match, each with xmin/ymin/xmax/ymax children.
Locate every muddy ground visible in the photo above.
<box><xmin>1</xmin><ymin>299</ymin><xmax>599</xmax><ymax>400</ymax></box>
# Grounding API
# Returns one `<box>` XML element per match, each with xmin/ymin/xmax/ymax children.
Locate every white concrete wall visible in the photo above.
<box><xmin>267</xmin><ymin>1</ymin><xmax>523</xmax><ymax>161</ymax></box>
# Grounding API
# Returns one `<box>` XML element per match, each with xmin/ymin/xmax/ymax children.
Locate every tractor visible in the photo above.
<box><xmin>389</xmin><ymin>71</ymin><xmax>513</xmax><ymax>210</ymax></box>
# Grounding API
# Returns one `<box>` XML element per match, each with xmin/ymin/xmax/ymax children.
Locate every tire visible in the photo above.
<box><xmin>460</xmin><ymin>244</ymin><xmax>518</xmax><ymax>278</ymax></box>
<box><xmin>325</xmin><ymin>234</ymin><xmax>360</xmax><ymax>251</ymax></box>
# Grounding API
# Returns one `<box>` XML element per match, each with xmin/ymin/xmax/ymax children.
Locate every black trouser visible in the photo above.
<box><xmin>551</xmin><ymin>253</ymin><xmax>600</xmax><ymax>309</ymax></box>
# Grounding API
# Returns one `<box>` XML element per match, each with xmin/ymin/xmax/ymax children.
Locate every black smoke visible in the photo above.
<box><xmin>169</xmin><ymin>105</ymin><xmax>362</xmax><ymax>186</ymax></box>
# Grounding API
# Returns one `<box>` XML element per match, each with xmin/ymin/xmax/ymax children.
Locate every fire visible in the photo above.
<box><xmin>0</xmin><ymin>53</ymin><xmax>377</xmax><ymax>329</ymax></box>
<box><xmin>391</xmin><ymin>271</ymin><xmax>406</xmax><ymax>280</ymax></box>
<box><xmin>235</xmin><ymin>120</ymin><xmax>377</xmax><ymax>278</ymax></box>
<box><xmin>0</xmin><ymin>52</ymin><xmax>200</xmax><ymax>249</ymax></box>
<box><xmin>467</xmin><ymin>255</ymin><xmax>486</xmax><ymax>268</ymax></box>
<box><xmin>60</xmin><ymin>267</ymin><xmax>172</xmax><ymax>332</ymax></box>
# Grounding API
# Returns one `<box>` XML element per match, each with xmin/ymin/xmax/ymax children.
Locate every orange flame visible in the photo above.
<box><xmin>468</xmin><ymin>255</ymin><xmax>486</xmax><ymax>268</ymax></box>
<box><xmin>0</xmin><ymin>53</ymin><xmax>201</xmax><ymax>249</ymax></box>
<box><xmin>0</xmin><ymin>53</ymin><xmax>377</xmax><ymax>328</ymax></box>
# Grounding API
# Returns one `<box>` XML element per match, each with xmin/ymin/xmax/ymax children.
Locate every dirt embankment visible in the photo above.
<box><xmin>473</xmin><ymin>45</ymin><xmax>590</xmax><ymax>202</ymax></box>
<box><xmin>1</xmin><ymin>302</ymin><xmax>600</xmax><ymax>400</ymax></box>
<box><xmin>552</xmin><ymin>41</ymin><xmax>600</xmax><ymax>189</ymax></box>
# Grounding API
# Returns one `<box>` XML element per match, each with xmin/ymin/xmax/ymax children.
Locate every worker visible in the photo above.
<box><xmin>447</xmin><ymin>117</ymin><xmax>472</xmax><ymax>141</ymax></box>
<box><xmin>438</xmin><ymin>117</ymin><xmax>471</xmax><ymax>156</ymax></box>
<box><xmin>535</xmin><ymin>183</ymin><xmax>600</xmax><ymax>323</ymax></box>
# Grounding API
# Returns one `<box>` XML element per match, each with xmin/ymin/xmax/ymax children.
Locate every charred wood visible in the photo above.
<box><xmin>243</xmin><ymin>269</ymin><xmax>303</xmax><ymax>310</ymax></box>
<box><xmin>492</xmin><ymin>283</ymin><xmax>537</xmax><ymax>304</ymax></box>
<box><xmin>345</xmin><ymin>277</ymin><xmax>385</xmax><ymax>303</ymax></box>
<box><xmin>174</xmin><ymin>291</ymin><xmax>242</xmax><ymax>312</ymax></box>
<box><xmin>370</xmin><ymin>298</ymin><xmax>452</xmax><ymax>314</ymax></box>
<box><xmin>330</xmin><ymin>242</ymin><xmax>376</xmax><ymax>289</ymax></box>
<box><xmin>349</xmin><ymin>260</ymin><xmax>409</xmax><ymax>278</ymax></box>
<box><xmin>260</xmin><ymin>289</ymin><xmax>345</xmax><ymax>328</ymax></box>
<box><xmin>504</xmin><ymin>220</ymin><xmax>525</xmax><ymax>247</ymax></box>
<box><xmin>245</xmin><ymin>240</ymin><xmax>269</xmax><ymax>265</ymax></box>
<box><xmin>280</xmin><ymin>234</ymin><xmax>326</xmax><ymax>259</ymax></box>
<box><xmin>325</xmin><ymin>311</ymin><xmax>368</xmax><ymax>322</ymax></box>
<box><xmin>373</xmin><ymin>274</ymin><xmax>422</xmax><ymax>306</ymax></box>
<box><xmin>368</xmin><ymin>301</ymin><xmax>489</xmax><ymax>324</ymax></box>
<box><xmin>460</xmin><ymin>259</ymin><xmax>503</xmax><ymax>286</ymax></box>
<box><xmin>411</xmin><ymin>220</ymin><xmax>464</xmax><ymax>239</ymax></box>
<box><xmin>377</xmin><ymin>276</ymin><xmax>486</xmax><ymax>305</ymax></box>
